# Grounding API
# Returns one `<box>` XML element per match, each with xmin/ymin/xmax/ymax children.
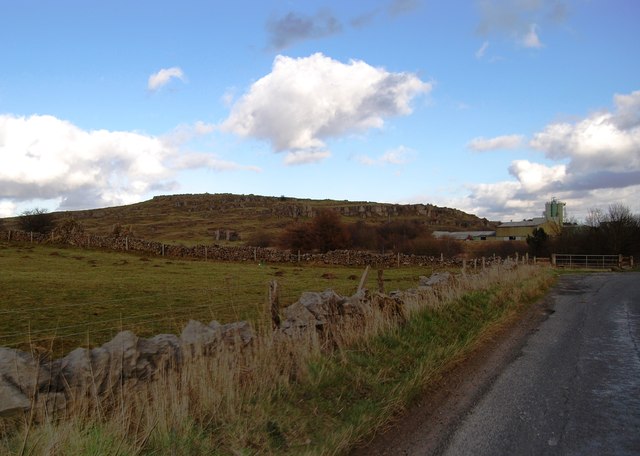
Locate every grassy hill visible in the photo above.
<box><xmin>2</xmin><ymin>193</ymin><xmax>496</xmax><ymax>246</ymax></box>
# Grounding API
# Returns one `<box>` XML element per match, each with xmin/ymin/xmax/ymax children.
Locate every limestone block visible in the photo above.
<box><xmin>136</xmin><ymin>334</ymin><xmax>182</xmax><ymax>379</ymax></box>
<box><xmin>419</xmin><ymin>272</ymin><xmax>452</xmax><ymax>287</ymax></box>
<box><xmin>101</xmin><ymin>331</ymin><xmax>139</xmax><ymax>379</ymax></box>
<box><xmin>280</xmin><ymin>301</ymin><xmax>318</xmax><ymax>335</ymax></box>
<box><xmin>220</xmin><ymin>321</ymin><xmax>254</xmax><ymax>345</ymax></box>
<box><xmin>181</xmin><ymin>320</ymin><xmax>222</xmax><ymax>354</ymax></box>
<box><xmin>0</xmin><ymin>378</ymin><xmax>30</xmax><ymax>417</ymax></box>
<box><xmin>0</xmin><ymin>347</ymin><xmax>49</xmax><ymax>394</ymax></box>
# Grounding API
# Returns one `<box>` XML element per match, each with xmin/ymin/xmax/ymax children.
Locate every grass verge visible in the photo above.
<box><xmin>0</xmin><ymin>262</ymin><xmax>554</xmax><ymax>455</ymax></box>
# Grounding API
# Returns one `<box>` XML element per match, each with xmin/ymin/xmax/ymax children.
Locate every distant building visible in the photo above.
<box><xmin>432</xmin><ymin>199</ymin><xmax>566</xmax><ymax>242</ymax></box>
<box><xmin>495</xmin><ymin>198</ymin><xmax>565</xmax><ymax>241</ymax></box>
<box><xmin>432</xmin><ymin>231</ymin><xmax>496</xmax><ymax>241</ymax></box>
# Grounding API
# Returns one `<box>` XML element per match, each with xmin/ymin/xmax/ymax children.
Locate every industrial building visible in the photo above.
<box><xmin>495</xmin><ymin>199</ymin><xmax>565</xmax><ymax>240</ymax></box>
<box><xmin>433</xmin><ymin>199</ymin><xmax>566</xmax><ymax>241</ymax></box>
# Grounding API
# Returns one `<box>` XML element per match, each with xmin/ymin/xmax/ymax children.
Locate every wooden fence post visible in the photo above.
<box><xmin>397</xmin><ymin>252</ymin><xmax>400</xmax><ymax>268</ymax></box>
<box><xmin>377</xmin><ymin>269</ymin><xmax>384</xmax><ymax>293</ymax></box>
<box><xmin>269</xmin><ymin>280</ymin><xmax>280</xmax><ymax>330</ymax></box>
<box><xmin>30</xmin><ymin>232</ymin><xmax>33</xmax><ymax>243</ymax></box>
<box><xmin>482</xmin><ymin>257</ymin><xmax>486</xmax><ymax>270</ymax></box>
<box><xmin>358</xmin><ymin>265</ymin><xmax>371</xmax><ymax>293</ymax></box>
<box><xmin>161</xmin><ymin>244</ymin><xmax>165</xmax><ymax>256</ymax></box>
<box><xmin>125</xmin><ymin>237</ymin><xmax>129</xmax><ymax>251</ymax></box>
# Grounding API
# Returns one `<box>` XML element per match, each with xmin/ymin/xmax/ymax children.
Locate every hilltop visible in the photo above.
<box><xmin>2</xmin><ymin>193</ymin><xmax>496</xmax><ymax>245</ymax></box>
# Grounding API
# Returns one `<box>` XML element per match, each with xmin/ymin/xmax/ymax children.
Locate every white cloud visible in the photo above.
<box><xmin>0</xmin><ymin>114</ymin><xmax>257</xmax><ymax>214</ymax></box>
<box><xmin>284</xmin><ymin>150</ymin><xmax>332</xmax><ymax>165</ymax></box>
<box><xmin>458</xmin><ymin>90</ymin><xmax>640</xmax><ymax>221</ymax></box>
<box><xmin>267</xmin><ymin>9</ymin><xmax>342</xmax><ymax>51</ymax></box>
<box><xmin>467</xmin><ymin>134</ymin><xmax>524</xmax><ymax>151</ymax></box>
<box><xmin>358</xmin><ymin>145</ymin><xmax>417</xmax><ymax>166</ymax></box>
<box><xmin>475</xmin><ymin>0</ymin><xmax>564</xmax><ymax>49</ymax></box>
<box><xmin>508</xmin><ymin>160</ymin><xmax>566</xmax><ymax>192</ymax></box>
<box><xmin>530</xmin><ymin>92</ymin><xmax>640</xmax><ymax>173</ymax></box>
<box><xmin>221</xmin><ymin>88</ymin><xmax>236</xmax><ymax>107</ymax></box>
<box><xmin>172</xmin><ymin>152</ymin><xmax>261</xmax><ymax>172</ymax></box>
<box><xmin>381</xmin><ymin>146</ymin><xmax>416</xmax><ymax>164</ymax></box>
<box><xmin>221</xmin><ymin>53</ymin><xmax>431</xmax><ymax>164</ymax></box>
<box><xmin>0</xmin><ymin>200</ymin><xmax>16</xmax><ymax>218</ymax></box>
<box><xmin>163</xmin><ymin>121</ymin><xmax>216</xmax><ymax>147</ymax></box>
<box><xmin>356</xmin><ymin>155</ymin><xmax>377</xmax><ymax>166</ymax></box>
<box><xmin>612</xmin><ymin>90</ymin><xmax>640</xmax><ymax>130</ymax></box>
<box><xmin>148</xmin><ymin>67</ymin><xmax>186</xmax><ymax>91</ymax></box>
<box><xmin>522</xmin><ymin>23</ymin><xmax>543</xmax><ymax>48</ymax></box>
<box><xmin>475</xmin><ymin>40</ymin><xmax>490</xmax><ymax>59</ymax></box>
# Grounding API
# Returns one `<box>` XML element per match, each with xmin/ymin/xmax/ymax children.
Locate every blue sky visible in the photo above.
<box><xmin>1</xmin><ymin>0</ymin><xmax>639</xmax><ymax>222</ymax></box>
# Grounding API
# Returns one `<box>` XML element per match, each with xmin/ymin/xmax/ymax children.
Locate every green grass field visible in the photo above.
<box><xmin>0</xmin><ymin>241</ymin><xmax>436</xmax><ymax>356</ymax></box>
<box><xmin>0</xmin><ymin>238</ymin><xmax>555</xmax><ymax>455</ymax></box>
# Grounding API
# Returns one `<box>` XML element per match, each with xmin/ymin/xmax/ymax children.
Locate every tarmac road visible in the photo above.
<box><xmin>442</xmin><ymin>272</ymin><xmax>640</xmax><ymax>456</ymax></box>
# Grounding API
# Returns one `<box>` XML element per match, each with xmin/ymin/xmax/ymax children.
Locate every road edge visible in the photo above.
<box><xmin>350</xmin><ymin>286</ymin><xmax>557</xmax><ymax>455</ymax></box>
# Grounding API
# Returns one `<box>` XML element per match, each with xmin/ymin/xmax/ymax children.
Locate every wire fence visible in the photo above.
<box><xmin>0</xmin><ymin>285</ymin><xmax>306</xmax><ymax>355</ymax></box>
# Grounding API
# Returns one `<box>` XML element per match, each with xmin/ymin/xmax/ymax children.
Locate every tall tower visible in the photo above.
<box><xmin>544</xmin><ymin>198</ymin><xmax>565</xmax><ymax>224</ymax></box>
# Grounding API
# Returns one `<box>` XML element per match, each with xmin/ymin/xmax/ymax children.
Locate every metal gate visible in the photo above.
<box><xmin>552</xmin><ymin>254</ymin><xmax>621</xmax><ymax>269</ymax></box>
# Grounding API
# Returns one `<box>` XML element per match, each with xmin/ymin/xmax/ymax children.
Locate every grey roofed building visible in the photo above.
<box><xmin>497</xmin><ymin>217</ymin><xmax>546</xmax><ymax>228</ymax></box>
<box><xmin>432</xmin><ymin>231</ymin><xmax>496</xmax><ymax>241</ymax></box>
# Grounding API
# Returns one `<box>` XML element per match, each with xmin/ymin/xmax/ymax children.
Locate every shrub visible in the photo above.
<box><xmin>466</xmin><ymin>240</ymin><xmax>528</xmax><ymax>258</ymax></box>
<box><xmin>246</xmin><ymin>230</ymin><xmax>273</xmax><ymax>248</ymax></box>
<box><xmin>57</xmin><ymin>218</ymin><xmax>85</xmax><ymax>235</ymax></box>
<box><xmin>18</xmin><ymin>208</ymin><xmax>55</xmax><ymax>234</ymax></box>
<box><xmin>348</xmin><ymin>221</ymin><xmax>381</xmax><ymax>251</ymax></box>
<box><xmin>312</xmin><ymin>209</ymin><xmax>351</xmax><ymax>252</ymax></box>
<box><xmin>111</xmin><ymin>224</ymin><xmax>135</xmax><ymax>237</ymax></box>
<box><xmin>526</xmin><ymin>227</ymin><xmax>549</xmax><ymax>256</ymax></box>
<box><xmin>406</xmin><ymin>236</ymin><xmax>464</xmax><ymax>257</ymax></box>
<box><xmin>279</xmin><ymin>209</ymin><xmax>350</xmax><ymax>253</ymax></box>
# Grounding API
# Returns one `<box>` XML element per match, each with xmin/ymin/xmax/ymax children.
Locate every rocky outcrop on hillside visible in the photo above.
<box><xmin>149</xmin><ymin>193</ymin><xmax>493</xmax><ymax>228</ymax></box>
<box><xmin>1</xmin><ymin>193</ymin><xmax>495</xmax><ymax>245</ymax></box>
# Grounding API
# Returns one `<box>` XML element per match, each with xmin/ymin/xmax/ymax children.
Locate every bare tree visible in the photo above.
<box><xmin>18</xmin><ymin>208</ymin><xmax>56</xmax><ymax>234</ymax></box>
<box><xmin>602</xmin><ymin>204</ymin><xmax>638</xmax><ymax>253</ymax></box>
<box><xmin>585</xmin><ymin>208</ymin><xmax>603</xmax><ymax>228</ymax></box>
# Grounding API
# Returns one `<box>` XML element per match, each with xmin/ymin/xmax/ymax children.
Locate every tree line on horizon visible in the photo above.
<box><xmin>535</xmin><ymin>203</ymin><xmax>640</xmax><ymax>257</ymax></box>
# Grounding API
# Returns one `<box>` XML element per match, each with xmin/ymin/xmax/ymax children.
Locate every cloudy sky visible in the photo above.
<box><xmin>1</xmin><ymin>0</ymin><xmax>638</xmax><ymax>222</ymax></box>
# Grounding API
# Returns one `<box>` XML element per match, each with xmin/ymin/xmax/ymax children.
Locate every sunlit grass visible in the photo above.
<box><xmin>0</xmin><ymin>241</ymin><xmax>437</xmax><ymax>356</ymax></box>
<box><xmin>0</xmin><ymin>252</ymin><xmax>555</xmax><ymax>455</ymax></box>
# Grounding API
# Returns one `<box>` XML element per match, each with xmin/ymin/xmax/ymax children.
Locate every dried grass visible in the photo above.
<box><xmin>1</xmin><ymin>264</ymin><xmax>554</xmax><ymax>455</ymax></box>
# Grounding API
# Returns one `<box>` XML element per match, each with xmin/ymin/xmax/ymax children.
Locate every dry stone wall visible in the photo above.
<box><xmin>0</xmin><ymin>320</ymin><xmax>255</xmax><ymax>418</ymax></box>
<box><xmin>0</xmin><ymin>272</ymin><xmax>454</xmax><ymax>418</ymax></box>
<box><xmin>2</xmin><ymin>229</ymin><xmax>507</xmax><ymax>268</ymax></box>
